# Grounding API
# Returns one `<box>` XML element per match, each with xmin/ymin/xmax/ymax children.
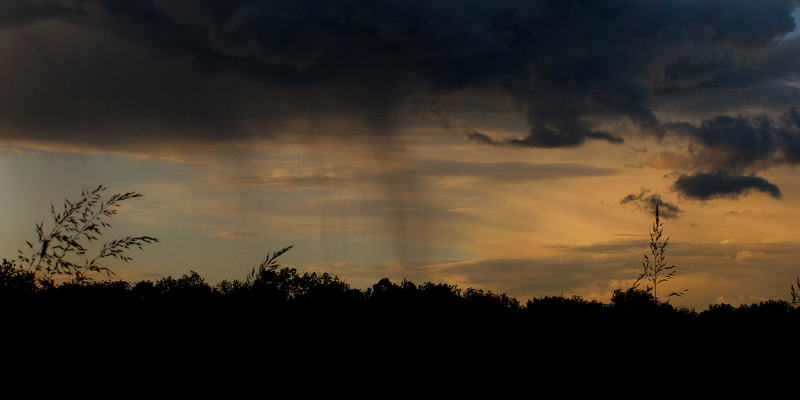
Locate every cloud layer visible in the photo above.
<box><xmin>2</xmin><ymin>1</ymin><xmax>800</xmax><ymax>200</ymax></box>
<box><xmin>0</xmin><ymin>1</ymin><xmax>798</xmax><ymax>147</ymax></box>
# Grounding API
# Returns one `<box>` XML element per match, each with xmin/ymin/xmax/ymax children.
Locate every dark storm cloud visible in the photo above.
<box><xmin>656</xmin><ymin>34</ymin><xmax>800</xmax><ymax>107</ymax></box>
<box><xmin>666</xmin><ymin>110</ymin><xmax>800</xmax><ymax>171</ymax></box>
<box><xmin>507</xmin><ymin>129</ymin><xmax>625</xmax><ymax>148</ymax></box>
<box><xmin>663</xmin><ymin>110</ymin><xmax>800</xmax><ymax>199</ymax></box>
<box><xmin>673</xmin><ymin>171</ymin><xmax>782</xmax><ymax>200</ymax></box>
<box><xmin>0</xmin><ymin>1</ymin><xmax>70</xmax><ymax>30</ymax></box>
<box><xmin>0</xmin><ymin>0</ymin><xmax>798</xmax><ymax>150</ymax></box>
<box><xmin>620</xmin><ymin>189</ymin><xmax>683</xmax><ymax>219</ymax></box>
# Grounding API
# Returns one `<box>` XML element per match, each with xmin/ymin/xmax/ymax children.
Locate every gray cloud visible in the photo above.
<box><xmin>0</xmin><ymin>0</ymin><xmax>798</xmax><ymax>151</ymax></box>
<box><xmin>667</xmin><ymin>110</ymin><xmax>800</xmax><ymax>172</ymax></box>
<box><xmin>507</xmin><ymin>128</ymin><xmax>625</xmax><ymax>148</ymax></box>
<box><xmin>620</xmin><ymin>189</ymin><xmax>683</xmax><ymax>219</ymax></box>
<box><xmin>554</xmin><ymin>238</ymin><xmax>800</xmax><ymax>262</ymax></box>
<box><xmin>0</xmin><ymin>1</ymin><xmax>70</xmax><ymax>30</ymax></box>
<box><xmin>468</xmin><ymin>127</ymin><xmax>624</xmax><ymax>148</ymax></box>
<box><xmin>673</xmin><ymin>171</ymin><xmax>782</xmax><ymax>200</ymax></box>
<box><xmin>204</xmin><ymin>159</ymin><xmax>616</xmax><ymax>191</ymax></box>
<box><xmin>464</xmin><ymin>131</ymin><xmax>498</xmax><ymax>146</ymax></box>
<box><xmin>415</xmin><ymin>160</ymin><xmax>616</xmax><ymax>182</ymax></box>
<box><xmin>656</xmin><ymin>34</ymin><xmax>800</xmax><ymax>117</ymax></box>
<box><xmin>663</xmin><ymin>110</ymin><xmax>800</xmax><ymax>199</ymax></box>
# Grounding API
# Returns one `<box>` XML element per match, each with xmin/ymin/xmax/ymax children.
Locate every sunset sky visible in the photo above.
<box><xmin>3</xmin><ymin>1</ymin><xmax>800</xmax><ymax>308</ymax></box>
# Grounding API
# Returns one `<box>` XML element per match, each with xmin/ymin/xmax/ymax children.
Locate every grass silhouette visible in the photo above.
<box><xmin>632</xmin><ymin>203</ymin><xmax>687</xmax><ymax>301</ymax></box>
<box><xmin>15</xmin><ymin>185</ymin><xmax>158</xmax><ymax>286</ymax></box>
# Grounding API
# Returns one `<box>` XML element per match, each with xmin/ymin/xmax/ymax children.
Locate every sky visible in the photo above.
<box><xmin>2</xmin><ymin>0</ymin><xmax>800</xmax><ymax>308</ymax></box>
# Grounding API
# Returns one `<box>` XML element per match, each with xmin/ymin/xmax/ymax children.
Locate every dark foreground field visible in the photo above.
<box><xmin>4</xmin><ymin>262</ymin><xmax>798</xmax><ymax>382</ymax></box>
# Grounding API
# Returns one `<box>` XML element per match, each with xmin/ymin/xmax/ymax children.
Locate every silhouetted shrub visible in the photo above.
<box><xmin>463</xmin><ymin>287</ymin><xmax>520</xmax><ymax>313</ymax></box>
<box><xmin>154</xmin><ymin>271</ymin><xmax>213</xmax><ymax>300</ymax></box>
<box><xmin>525</xmin><ymin>295</ymin><xmax>605</xmax><ymax>321</ymax></box>
<box><xmin>0</xmin><ymin>258</ymin><xmax>36</xmax><ymax>298</ymax></box>
<box><xmin>699</xmin><ymin>299</ymin><xmax>799</xmax><ymax>334</ymax></box>
<box><xmin>611</xmin><ymin>287</ymin><xmax>667</xmax><ymax>315</ymax></box>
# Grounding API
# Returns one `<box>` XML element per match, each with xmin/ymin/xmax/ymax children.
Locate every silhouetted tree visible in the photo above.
<box><xmin>525</xmin><ymin>295</ymin><xmax>604</xmax><ymax>320</ymax></box>
<box><xmin>0</xmin><ymin>258</ymin><xmax>35</xmax><ymax>298</ymax></box>
<box><xmin>611</xmin><ymin>287</ymin><xmax>661</xmax><ymax>314</ymax></box>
